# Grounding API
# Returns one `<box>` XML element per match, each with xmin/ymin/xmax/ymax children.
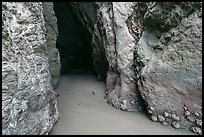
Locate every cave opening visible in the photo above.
<box><xmin>53</xmin><ymin>2</ymin><xmax>97</xmax><ymax>75</ymax></box>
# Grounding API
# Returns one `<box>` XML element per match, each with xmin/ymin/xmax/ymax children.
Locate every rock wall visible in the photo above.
<box><xmin>135</xmin><ymin>2</ymin><xmax>202</xmax><ymax>134</ymax></box>
<box><xmin>42</xmin><ymin>2</ymin><xmax>61</xmax><ymax>89</ymax></box>
<box><xmin>69</xmin><ymin>2</ymin><xmax>202</xmax><ymax>134</ymax></box>
<box><xmin>2</xmin><ymin>2</ymin><xmax>202</xmax><ymax>135</ymax></box>
<box><xmin>2</xmin><ymin>2</ymin><xmax>59</xmax><ymax>135</ymax></box>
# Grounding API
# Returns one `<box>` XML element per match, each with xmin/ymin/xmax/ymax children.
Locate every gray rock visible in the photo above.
<box><xmin>2</xmin><ymin>2</ymin><xmax>202</xmax><ymax>135</ymax></box>
<box><xmin>161</xmin><ymin>121</ymin><xmax>168</xmax><ymax>126</ymax></box>
<box><xmin>135</xmin><ymin>1</ymin><xmax>202</xmax><ymax>133</ymax></box>
<box><xmin>191</xmin><ymin>127</ymin><xmax>202</xmax><ymax>135</ymax></box>
<box><xmin>59</xmin><ymin>2</ymin><xmax>202</xmax><ymax>134</ymax></box>
<box><xmin>163</xmin><ymin>112</ymin><xmax>169</xmax><ymax>117</ymax></box>
<box><xmin>195</xmin><ymin>119</ymin><xmax>202</xmax><ymax>127</ymax></box>
<box><xmin>150</xmin><ymin>116</ymin><xmax>158</xmax><ymax>122</ymax></box>
<box><xmin>2</xmin><ymin>2</ymin><xmax>59</xmax><ymax>135</ymax></box>
<box><xmin>184</xmin><ymin>111</ymin><xmax>190</xmax><ymax>116</ymax></box>
<box><xmin>171</xmin><ymin>121</ymin><xmax>181</xmax><ymax>129</ymax></box>
<box><xmin>171</xmin><ymin>114</ymin><xmax>180</xmax><ymax>121</ymax></box>
<box><xmin>42</xmin><ymin>2</ymin><xmax>61</xmax><ymax>90</ymax></box>
<box><xmin>158</xmin><ymin>115</ymin><xmax>165</xmax><ymax>122</ymax></box>
<box><xmin>194</xmin><ymin>111</ymin><xmax>201</xmax><ymax>117</ymax></box>
<box><xmin>186</xmin><ymin>116</ymin><xmax>194</xmax><ymax>122</ymax></box>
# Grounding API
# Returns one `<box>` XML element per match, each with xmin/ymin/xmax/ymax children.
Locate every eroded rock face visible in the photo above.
<box><xmin>134</xmin><ymin>2</ymin><xmax>202</xmax><ymax>133</ymax></box>
<box><xmin>68</xmin><ymin>2</ymin><xmax>202</xmax><ymax>134</ymax></box>
<box><xmin>42</xmin><ymin>2</ymin><xmax>61</xmax><ymax>89</ymax></box>
<box><xmin>70</xmin><ymin>2</ymin><xmax>145</xmax><ymax>111</ymax></box>
<box><xmin>2</xmin><ymin>2</ymin><xmax>202</xmax><ymax>135</ymax></box>
<box><xmin>2</xmin><ymin>2</ymin><xmax>59</xmax><ymax>135</ymax></box>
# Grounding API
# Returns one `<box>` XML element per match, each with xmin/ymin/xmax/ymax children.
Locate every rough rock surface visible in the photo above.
<box><xmin>70</xmin><ymin>2</ymin><xmax>145</xmax><ymax>111</ymax></box>
<box><xmin>68</xmin><ymin>2</ymin><xmax>202</xmax><ymax>134</ymax></box>
<box><xmin>134</xmin><ymin>2</ymin><xmax>202</xmax><ymax>133</ymax></box>
<box><xmin>2</xmin><ymin>2</ymin><xmax>59</xmax><ymax>135</ymax></box>
<box><xmin>2</xmin><ymin>2</ymin><xmax>202</xmax><ymax>135</ymax></box>
<box><xmin>42</xmin><ymin>2</ymin><xmax>61</xmax><ymax>89</ymax></box>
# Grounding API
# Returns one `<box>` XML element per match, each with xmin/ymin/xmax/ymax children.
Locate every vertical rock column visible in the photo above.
<box><xmin>42</xmin><ymin>2</ymin><xmax>61</xmax><ymax>90</ymax></box>
<box><xmin>2</xmin><ymin>2</ymin><xmax>59</xmax><ymax>135</ymax></box>
<box><xmin>97</xmin><ymin>2</ymin><xmax>144</xmax><ymax>111</ymax></box>
<box><xmin>70</xmin><ymin>2</ymin><xmax>145</xmax><ymax>111</ymax></box>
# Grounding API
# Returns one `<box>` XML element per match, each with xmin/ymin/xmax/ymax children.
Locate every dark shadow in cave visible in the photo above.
<box><xmin>53</xmin><ymin>2</ymin><xmax>97</xmax><ymax>75</ymax></box>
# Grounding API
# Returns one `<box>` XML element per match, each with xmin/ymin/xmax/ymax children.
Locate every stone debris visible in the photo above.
<box><xmin>163</xmin><ymin>112</ymin><xmax>169</xmax><ymax>117</ymax></box>
<box><xmin>171</xmin><ymin>114</ymin><xmax>180</xmax><ymax>121</ymax></box>
<box><xmin>171</xmin><ymin>121</ymin><xmax>181</xmax><ymax>129</ymax></box>
<box><xmin>158</xmin><ymin>115</ymin><xmax>165</xmax><ymax>122</ymax></box>
<box><xmin>186</xmin><ymin>116</ymin><xmax>194</xmax><ymax>122</ymax></box>
<box><xmin>150</xmin><ymin>116</ymin><xmax>158</xmax><ymax>122</ymax></box>
<box><xmin>161</xmin><ymin>121</ymin><xmax>168</xmax><ymax>126</ymax></box>
<box><xmin>184</xmin><ymin>111</ymin><xmax>190</xmax><ymax>116</ymax></box>
<box><xmin>191</xmin><ymin>127</ymin><xmax>202</xmax><ymax>135</ymax></box>
<box><xmin>195</xmin><ymin>119</ymin><xmax>202</xmax><ymax>127</ymax></box>
<box><xmin>194</xmin><ymin>112</ymin><xmax>201</xmax><ymax>117</ymax></box>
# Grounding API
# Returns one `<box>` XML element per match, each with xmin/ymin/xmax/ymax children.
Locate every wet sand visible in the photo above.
<box><xmin>49</xmin><ymin>71</ymin><xmax>195</xmax><ymax>135</ymax></box>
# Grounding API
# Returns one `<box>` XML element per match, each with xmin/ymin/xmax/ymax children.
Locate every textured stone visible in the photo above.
<box><xmin>65</xmin><ymin>2</ymin><xmax>202</xmax><ymax>134</ymax></box>
<box><xmin>191</xmin><ymin>127</ymin><xmax>202</xmax><ymax>135</ymax></box>
<box><xmin>42</xmin><ymin>2</ymin><xmax>61</xmax><ymax>89</ymax></box>
<box><xmin>2</xmin><ymin>2</ymin><xmax>202</xmax><ymax>135</ymax></box>
<box><xmin>163</xmin><ymin>112</ymin><xmax>169</xmax><ymax>118</ymax></box>
<box><xmin>134</xmin><ymin>1</ymin><xmax>202</xmax><ymax>132</ymax></box>
<box><xmin>195</xmin><ymin>119</ymin><xmax>202</xmax><ymax>127</ymax></box>
<box><xmin>150</xmin><ymin>116</ymin><xmax>158</xmax><ymax>122</ymax></box>
<box><xmin>2</xmin><ymin>2</ymin><xmax>59</xmax><ymax>135</ymax></box>
<box><xmin>184</xmin><ymin>111</ymin><xmax>191</xmax><ymax>116</ymax></box>
<box><xmin>171</xmin><ymin>121</ymin><xmax>181</xmax><ymax>129</ymax></box>
<box><xmin>158</xmin><ymin>115</ymin><xmax>165</xmax><ymax>122</ymax></box>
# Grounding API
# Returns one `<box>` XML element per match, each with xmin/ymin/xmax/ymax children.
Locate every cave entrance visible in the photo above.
<box><xmin>53</xmin><ymin>2</ymin><xmax>96</xmax><ymax>75</ymax></box>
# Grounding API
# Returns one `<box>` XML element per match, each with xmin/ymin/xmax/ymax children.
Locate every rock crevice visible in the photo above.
<box><xmin>2</xmin><ymin>2</ymin><xmax>202</xmax><ymax>135</ymax></box>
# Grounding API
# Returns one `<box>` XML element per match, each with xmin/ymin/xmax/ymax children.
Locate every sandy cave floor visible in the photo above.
<box><xmin>49</xmin><ymin>70</ymin><xmax>196</xmax><ymax>135</ymax></box>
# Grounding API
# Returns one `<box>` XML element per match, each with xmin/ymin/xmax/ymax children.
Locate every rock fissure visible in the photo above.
<box><xmin>2</xmin><ymin>2</ymin><xmax>202</xmax><ymax>135</ymax></box>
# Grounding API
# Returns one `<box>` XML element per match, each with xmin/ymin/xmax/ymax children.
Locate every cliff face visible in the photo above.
<box><xmin>69</xmin><ymin>2</ymin><xmax>202</xmax><ymax>134</ymax></box>
<box><xmin>2</xmin><ymin>2</ymin><xmax>59</xmax><ymax>135</ymax></box>
<box><xmin>2</xmin><ymin>2</ymin><xmax>202</xmax><ymax>135</ymax></box>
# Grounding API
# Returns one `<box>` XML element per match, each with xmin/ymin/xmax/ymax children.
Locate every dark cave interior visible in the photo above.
<box><xmin>53</xmin><ymin>2</ymin><xmax>96</xmax><ymax>75</ymax></box>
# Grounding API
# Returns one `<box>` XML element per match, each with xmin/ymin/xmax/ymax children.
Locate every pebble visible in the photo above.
<box><xmin>191</xmin><ymin>127</ymin><xmax>202</xmax><ymax>135</ymax></box>
<box><xmin>149</xmin><ymin>106</ymin><xmax>154</xmax><ymax>111</ymax></box>
<box><xmin>163</xmin><ymin>112</ymin><xmax>169</xmax><ymax>117</ymax></box>
<box><xmin>161</xmin><ymin>121</ymin><xmax>168</xmax><ymax>126</ymax></box>
<box><xmin>183</xmin><ymin>106</ymin><xmax>188</xmax><ymax>111</ymax></box>
<box><xmin>194</xmin><ymin>111</ymin><xmax>201</xmax><ymax>117</ymax></box>
<box><xmin>171</xmin><ymin>121</ymin><xmax>181</xmax><ymax>129</ymax></box>
<box><xmin>171</xmin><ymin>114</ymin><xmax>180</xmax><ymax>121</ymax></box>
<box><xmin>195</xmin><ymin>119</ymin><xmax>202</xmax><ymax>126</ymax></box>
<box><xmin>186</xmin><ymin>116</ymin><xmax>194</xmax><ymax>122</ymax></box>
<box><xmin>158</xmin><ymin>115</ymin><xmax>165</xmax><ymax>122</ymax></box>
<box><xmin>150</xmin><ymin>115</ymin><xmax>158</xmax><ymax>122</ymax></box>
<box><xmin>148</xmin><ymin>110</ymin><xmax>153</xmax><ymax>114</ymax></box>
<box><xmin>184</xmin><ymin>111</ymin><xmax>190</xmax><ymax>116</ymax></box>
